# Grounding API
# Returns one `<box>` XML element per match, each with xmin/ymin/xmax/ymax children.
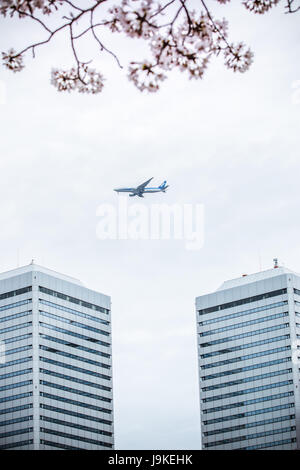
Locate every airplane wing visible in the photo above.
<box><xmin>136</xmin><ymin>177</ymin><xmax>153</xmax><ymax>192</ymax></box>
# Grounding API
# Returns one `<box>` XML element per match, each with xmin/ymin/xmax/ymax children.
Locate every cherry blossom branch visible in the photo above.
<box><xmin>1</xmin><ymin>0</ymin><xmax>299</xmax><ymax>94</ymax></box>
<box><xmin>90</xmin><ymin>10</ymin><xmax>123</xmax><ymax>68</ymax></box>
<box><xmin>285</xmin><ymin>0</ymin><xmax>300</xmax><ymax>12</ymax></box>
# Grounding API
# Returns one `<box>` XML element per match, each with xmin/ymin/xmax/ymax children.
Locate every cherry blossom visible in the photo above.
<box><xmin>51</xmin><ymin>64</ymin><xmax>105</xmax><ymax>94</ymax></box>
<box><xmin>2</xmin><ymin>48</ymin><xmax>24</xmax><ymax>72</ymax></box>
<box><xmin>0</xmin><ymin>0</ymin><xmax>298</xmax><ymax>94</ymax></box>
<box><xmin>243</xmin><ymin>0</ymin><xmax>281</xmax><ymax>14</ymax></box>
<box><xmin>0</xmin><ymin>0</ymin><xmax>62</xmax><ymax>17</ymax></box>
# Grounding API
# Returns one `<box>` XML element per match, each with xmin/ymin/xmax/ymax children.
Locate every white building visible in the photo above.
<box><xmin>0</xmin><ymin>263</ymin><xmax>114</xmax><ymax>450</ymax></box>
<box><xmin>196</xmin><ymin>263</ymin><xmax>300</xmax><ymax>450</ymax></box>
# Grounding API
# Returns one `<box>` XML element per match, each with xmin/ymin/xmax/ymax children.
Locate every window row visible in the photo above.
<box><xmin>0</xmin><ymin>368</ymin><xmax>32</xmax><ymax>382</ymax></box>
<box><xmin>202</xmin><ymin>379</ymin><xmax>293</xmax><ymax>403</ymax></box>
<box><xmin>40</xmin><ymin>427</ymin><xmax>112</xmax><ymax>448</ymax></box>
<box><xmin>203</xmin><ymin>402</ymin><xmax>294</xmax><ymax>426</ymax></box>
<box><xmin>202</xmin><ymin>391</ymin><xmax>294</xmax><ymax>415</ymax></box>
<box><xmin>203</xmin><ymin>414</ymin><xmax>295</xmax><ymax>437</ymax></box>
<box><xmin>40</xmin><ymin>440</ymin><xmax>78</xmax><ymax>450</ymax></box>
<box><xmin>40</xmin><ymin>391</ymin><xmax>111</xmax><ymax>414</ymax></box>
<box><xmin>39</xmin><ymin>286</ymin><xmax>109</xmax><ymax>314</ymax></box>
<box><xmin>0</xmin><ymin>439</ymin><xmax>33</xmax><ymax>450</ymax></box>
<box><xmin>39</xmin><ymin>333</ymin><xmax>110</xmax><ymax>359</ymax></box>
<box><xmin>200</xmin><ymin>312</ymin><xmax>289</xmax><ymax>337</ymax></box>
<box><xmin>200</xmin><ymin>323</ymin><xmax>289</xmax><ymax>348</ymax></box>
<box><xmin>0</xmin><ymin>286</ymin><xmax>31</xmax><ymax>301</ymax></box>
<box><xmin>39</xmin><ymin>322</ymin><xmax>110</xmax><ymax>347</ymax></box>
<box><xmin>39</xmin><ymin>345</ymin><xmax>110</xmax><ymax>369</ymax></box>
<box><xmin>0</xmin><ymin>403</ymin><xmax>33</xmax><ymax>416</ymax></box>
<box><xmin>39</xmin><ymin>356</ymin><xmax>111</xmax><ymax>381</ymax></box>
<box><xmin>40</xmin><ymin>403</ymin><xmax>112</xmax><ymax>425</ymax></box>
<box><xmin>243</xmin><ymin>437</ymin><xmax>296</xmax><ymax>450</ymax></box>
<box><xmin>198</xmin><ymin>289</ymin><xmax>287</xmax><ymax>316</ymax></box>
<box><xmin>201</xmin><ymin>368</ymin><xmax>292</xmax><ymax>392</ymax></box>
<box><xmin>199</xmin><ymin>301</ymin><xmax>287</xmax><ymax>327</ymax></box>
<box><xmin>201</xmin><ymin>345</ymin><xmax>290</xmax><ymax>370</ymax></box>
<box><xmin>0</xmin><ymin>415</ymin><xmax>33</xmax><ymax>428</ymax></box>
<box><xmin>0</xmin><ymin>299</ymin><xmax>31</xmax><ymax>313</ymax></box>
<box><xmin>202</xmin><ymin>357</ymin><xmax>292</xmax><ymax>381</ymax></box>
<box><xmin>0</xmin><ymin>427</ymin><xmax>33</xmax><ymax>440</ymax></box>
<box><xmin>40</xmin><ymin>415</ymin><xmax>112</xmax><ymax>437</ymax></box>
<box><xmin>200</xmin><ymin>334</ymin><xmax>290</xmax><ymax>359</ymax></box>
<box><xmin>0</xmin><ymin>356</ymin><xmax>32</xmax><ymax>370</ymax></box>
<box><xmin>39</xmin><ymin>311</ymin><xmax>109</xmax><ymax>337</ymax></box>
<box><xmin>0</xmin><ymin>391</ymin><xmax>33</xmax><ymax>404</ymax></box>
<box><xmin>0</xmin><ymin>379</ymin><xmax>32</xmax><ymax>393</ymax></box>
<box><xmin>5</xmin><ymin>344</ymin><xmax>32</xmax><ymax>357</ymax></box>
<box><xmin>40</xmin><ymin>379</ymin><xmax>111</xmax><ymax>403</ymax></box>
<box><xmin>40</xmin><ymin>368</ymin><xmax>111</xmax><ymax>392</ymax></box>
<box><xmin>204</xmin><ymin>425</ymin><xmax>295</xmax><ymax>448</ymax></box>
<box><xmin>0</xmin><ymin>309</ymin><xmax>32</xmax><ymax>324</ymax></box>
<box><xmin>39</xmin><ymin>299</ymin><xmax>110</xmax><ymax>326</ymax></box>
<box><xmin>0</xmin><ymin>321</ymin><xmax>32</xmax><ymax>336</ymax></box>
<box><xmin>4</xmin><ymin>333</ymin><xmax>32</xmax><ymax>345</ymax></box>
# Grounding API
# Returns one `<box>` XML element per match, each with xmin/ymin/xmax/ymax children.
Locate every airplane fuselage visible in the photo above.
<box><xmin>114</xmin><ymin>179</ymin><xmax>169</xmax><ymax>197</ymax></box>
<box><xmin>114</xmin><ymin>188</ymin><xmax>164</xmax><ymax>193</ymax></box>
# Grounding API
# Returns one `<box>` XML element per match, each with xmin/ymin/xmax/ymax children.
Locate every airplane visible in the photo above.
<box><xmin>114</xmin><ymin>178</ymin><xmax>169</xmax><ymax>198</ymax></box>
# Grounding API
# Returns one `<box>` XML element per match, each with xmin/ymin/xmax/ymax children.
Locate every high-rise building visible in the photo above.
<box><xmin>0</xmin><ymin>263</ymin><xmax>114</xmax><ymax>450</ymax></box>
<box><xmin>196</xmin><ymin>263</ymin><xmax>300</xmax><ymax>450</ymax></box>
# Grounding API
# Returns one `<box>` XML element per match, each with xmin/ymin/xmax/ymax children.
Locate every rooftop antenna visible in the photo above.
<box><xmin>31</xmin><ymin>258</ymin><xmax>35</xmax><ymax>265</ymax></box>
<box><xmin>273</xmin><ymin>258</ymin><xmax>279</xmax><ymax>269</ymax></box>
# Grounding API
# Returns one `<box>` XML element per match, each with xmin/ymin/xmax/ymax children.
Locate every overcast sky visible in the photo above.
<box><xmin>0</xmin><ymin>1</ymin><xmax>300</xmax><ymax>450</ymax></box>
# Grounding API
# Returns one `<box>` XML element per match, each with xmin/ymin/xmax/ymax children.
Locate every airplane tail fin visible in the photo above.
<box><xmin>159</xmin><ymin>181</ymin><xmax>167</xmax><ymax>190</ymax></box>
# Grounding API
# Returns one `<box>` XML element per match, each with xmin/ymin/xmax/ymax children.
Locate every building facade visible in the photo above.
<box><xmin>196</xmin><ymin>265</ymin><xmax>300</xmax><ymax>450</ymax></box>
<box><xmin>0</xmin><ymin>263</ymin><xmax>114</xmax><ymax>450</ymax></box>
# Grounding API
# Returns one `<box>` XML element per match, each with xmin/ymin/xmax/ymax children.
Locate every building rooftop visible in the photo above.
<box><xmin>216</xmin><ymin>266</ymin><xmax>299</xmax><ymax>292</ymax></box>
<box><xmin>0</xmin><ymin>262</ymin><xmax>84</xmax><ymax>286</ymax></box>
